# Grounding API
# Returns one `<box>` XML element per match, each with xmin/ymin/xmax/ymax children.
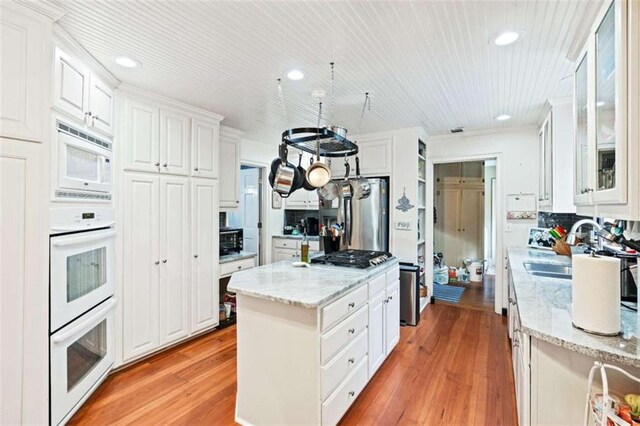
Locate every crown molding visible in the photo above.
<box><xmin>15</xmin><ymin>0</ymin><xmax>65</xmax><ymax>21</ymax></box>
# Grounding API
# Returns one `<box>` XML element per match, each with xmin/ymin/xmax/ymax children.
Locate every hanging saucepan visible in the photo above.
<box><xmin>351</xmin><ymin>156</ymin><xmax>371</xmax><ymax>199</ymax></box>
<box><xmin>297</xmin><ymin>152</ymin><xmax>315</xmax><ymax>191</ymax></box>
<box><xmin>341</xmin><ymin>161</ymin><xmax>353</xmax><ymax>246</ymax></box>
<box><xmin>268</xmin><ymin>144</ymin><xmax>301</xmax><ymax>198</ymax></box>
<box><xmin>317</xmin><ymin>180</ymin><xmax>340</xmax><ymax>201</ymax></box>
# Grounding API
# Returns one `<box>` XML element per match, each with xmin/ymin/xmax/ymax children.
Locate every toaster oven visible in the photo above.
<box><xmin>220</xmin><ymin>228</ymin><xmax>243</xmax><ymax>256</ymax></box>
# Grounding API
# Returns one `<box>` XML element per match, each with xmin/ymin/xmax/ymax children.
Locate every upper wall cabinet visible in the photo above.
<box><xmin>329</xmin><ymin>136</ymin><xmax>392</xmax><ymax>178</ymax></box>
<box><xmin>538</xmin><ymin>100</ymin><xmax>575</xmax><ymax>213</ymax></box>
<box><xmin>53</xmin><ymin>47</ymin><xmax>115</xmax><ymax>137</ymax></box>
<box><xmin>121</xmin><ymin>91</ymin><xmax>221</xmax><ymax>178</ymax></box>
<box><xmin>218</xmin><ymin>126</ymin><xmax>241</xmax><ymax>209</ymax></box>
<box><xmin>0</xmin><ymin>4</ymin><xmax>47</xmax><ymax>142</ymax></box>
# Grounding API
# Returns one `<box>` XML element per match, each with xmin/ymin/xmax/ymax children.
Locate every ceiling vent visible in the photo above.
<box><xmin>449</xmin><ymin>127</ymin><xmax>464</xmax><ymax>134</ymax></box>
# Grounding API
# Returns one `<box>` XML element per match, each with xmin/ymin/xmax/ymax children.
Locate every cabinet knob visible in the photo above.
<box><xmin>389</xmin><ymin>295</ymin><xmax>393</xmax><ymax>300</ymax></box>
<box><xmin>194</xmin><ymin>254</ymin><xmax>199</xmax><ymax>258</ymax></box>
<box><xmin>348</xmin><ymin>391</ymin><xmax>355</xmax><ymax>397</ymax></box>
<box><xmin>514</xmin><ymin>328</ymin><xmax>521</xmax><ymax>333</ymax></box>
<box><xmin>194</xmin><ymin>167</ymin><xmax>199</xmax><ymax>171</ymax></box>
<box><xmin>163</xmin><ymin>163</ymin><xmax>168</xmax><ymax>168</ymax></box>
<box><xmin>93</xmin><ymin>114</ymin><xmax>99</xmax><ymax>121</ymax></box>
<box><xmin>84</xmin><ymin>111</ymin><xmax>92</xmax><ymax>117</ymax></box>
<box><xmin>162</xmin><ymin>259</ymin><xmax>167</xmax><ymax>263</ymax></box>
<box><xmin>155</xmin><ymin>162</ymin><xmax>160</xmax><ymax>167</ymax></box>
<box><xmin>237</xmin><ymin>265</ymin><xmax>242</xmax><ymax>269</ymax></box>
<box><xmin>348</xmin><ymin>328</ymin><xmax>355</xmax><ymax>334</ymax></box>
<box><xmin>348</xmin><ymin>302</ymin><xmax>355</xmax><ymax>308</ymax></box>
<box><xmin>155</xmin><ymin>261</ymin><xmax>160</xmax><ymax>265</ymax></box>
<box><xmin>348</xmin><ymin>357</ymin><xmax>355</xmax><ymax>364</ymax></box>
<box><xmin>236</xmin><ymin>200</ymin><xmax>240</xmax><ymax>204</ymax></box>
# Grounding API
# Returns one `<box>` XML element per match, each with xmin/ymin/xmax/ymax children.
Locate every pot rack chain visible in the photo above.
<box><xmin>354</xmin><ymin>92</ymin><xmax>371</xmax><ymax>145</ymax></box>
<box><xmin>277</xmin><ymin>78</ymin><xmax>288</xmax><ymax>129</ymax></box>
<box><xmin>329</xmin><ymin>62</ymin><xmax>335</xmax><ymax>126</ymax></box>
<box><xmin>315</xmin><ymin>102</ymin><xmax>323</xmax><ymax>160</ymax></box>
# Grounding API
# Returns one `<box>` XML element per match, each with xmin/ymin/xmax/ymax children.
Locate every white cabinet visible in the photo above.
<box><xmin>122</xmin><ymin>173</ymin><xmax>194</xmax><ymax>361</ymax></box>
<box><xmin>160</xmin><ymin>108</ymin><xmax>190</xmax><ymax>176</ymax></box>
<box><xmin>191</xmin><ymin>178</ymin><xmax>220</xmax><ymax>333</ymax></box>
<box><xmin>284</xmin><ymin>151</ymin><xmax>319</xmax><ymax>210</ymax></box>
<box><xmin>538</xmin><ymin>113</ymin><xmax>553</xmax><ymax>208</ymax></box>
<box><xmin>384</xmin><ymin>280</ymin><xmax>400</xmax><ymax>354</ymax></box>
<box><xmin>219</xmin><ymin>257</ymin><xmax>256</xmax><ymax>278</ymax></box>
<box><xmin>191</xmin><ymin>119</ymin><xmax>219</xmax><ymax>179</ymax></box>
<box><xmin>273</xmin><ymin>248</ymin><xmax>298</xmax><ymax>261</ymax></box>
<box><xmin>159</xmin><ymin>176</ymin><xmax>190</xmax><ymax>346</ymax></box>
<box><xmin>330</xmin><ymin>136</ymin><xmax>392</xmax><ymax>177</ymax></box>
<box><xmin>219</xmin><ymin>128</ymin><xmax>240</xmax><ymax>208</ymax></box>
<box><xmin>367</xmin><ymin>291</ymin><xmax>386</xmax><ymax>376</ymax></box>
<box><xmin>123</xmin><ymin>98</ymin><xmax>160</xmax><ymax>173</ymax></box>
<box><xmin>0</xmin><ymin>5</ymin><xmax>47</xmax><ymax>142</ymax></box>
<box><xmin>271</xmin><ymin>237</ymin><xmax>320</xmax><ymax>262</ymax></box>
<box><xmin>367</xmin><ymin>268</ymin><xmax>400</xmax><ymax>378</ymax></box>
<box><xmin>53</xmin><ymin>47</ymin><xmax>115</xmax><ymax>136</ymax></box>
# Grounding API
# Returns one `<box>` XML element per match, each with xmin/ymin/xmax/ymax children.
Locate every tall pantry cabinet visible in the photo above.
<box><xmin>117</xmin><ymin>87</ymin><xmax>224</xmax><ymax>365</ymax></box>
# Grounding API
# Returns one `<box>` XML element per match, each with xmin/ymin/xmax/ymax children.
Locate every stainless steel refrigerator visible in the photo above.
<box><xmin>318</xmin><ymin>178</ymin><xmax>389</xmax><ymax>252</ymax></box>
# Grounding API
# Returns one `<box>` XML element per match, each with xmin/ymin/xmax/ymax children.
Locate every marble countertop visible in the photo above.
<box><xmin>272</xmin><ymin>234</ymin><xmax>320</xmax><ymax>241</ymax></box>
<box><xmin>228</xmin><ymin>258</ymin><xmax>399</xmax><ymax>308</ymax></box>
<box><xmin>219</xmin><ymin>251</ymin><xmax>257</xmax><ymax>264</ymax></box>
<box><xmin>508</xmin><ymin>246</ymin><xmax>639</xmax><ymax>367</ymax></box>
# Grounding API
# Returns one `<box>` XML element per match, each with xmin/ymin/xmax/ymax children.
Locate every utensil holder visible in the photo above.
<box><xmin>323</xmin><ymin>236</ymin><xmax>341</xmax><ymax>254</ymax></box>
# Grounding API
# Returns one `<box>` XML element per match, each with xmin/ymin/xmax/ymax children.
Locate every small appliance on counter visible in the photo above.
<box><xmin>310</xmin><ymin>249</ymin><xmax>392</xmax><ymax>269</ymax></box>
<box><xmin>220</xmin><ymin>227</ymin><xmax>243</xmax><ymax>255</ymax></box>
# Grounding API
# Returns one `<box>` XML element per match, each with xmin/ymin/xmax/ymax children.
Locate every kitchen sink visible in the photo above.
<box><xmin>523</xmin><ymin>262</ymin><xmax>572</xmax><ymax>280</ymax></box>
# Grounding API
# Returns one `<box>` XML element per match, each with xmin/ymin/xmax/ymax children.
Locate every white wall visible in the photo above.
<box><xmin>427</xmin><ymin>126</ymin><xmax>539</xmax><ymax>312</ymax></box>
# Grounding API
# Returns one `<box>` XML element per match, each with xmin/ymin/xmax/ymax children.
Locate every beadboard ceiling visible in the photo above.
<box><xmin>52</xmin><ymin>0</ymin><xmax>602</xmax><ymax>142</ymax></box>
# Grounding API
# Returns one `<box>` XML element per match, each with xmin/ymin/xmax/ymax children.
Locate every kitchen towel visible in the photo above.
<box><xmin>572</xmin><ymin>254</ymin><xmax>621</xmax><ymax>336</ymax></box>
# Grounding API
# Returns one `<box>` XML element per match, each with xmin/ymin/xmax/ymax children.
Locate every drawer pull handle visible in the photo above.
<box><xmin>348</xmin><ymin>391</ymin><xmax>355</xmax><ymax>397</ymax></box>
<box><xmin>348</xmin><ymin>357</ymin><xmax>355</xmax><ymax>364</ymax></box>
<box><xmin>348</xmin><ymin>302</ymin><xmax>355</xmax><ymax>308</ymax></box>
<box><xmin>513</xmin><ymin>339</ymin><xmax>520</xmax><ymax>347</ymax></box>
<box><xmin>348</xmin><ymin>328</ymin><xmax>355</xmax><ymax>334</ymax></box>
<box><xmin>194</xmin><ymin>254</ymin><xmax>198</xmax><ymax>258</ymax></box>
<box><xmin>237</xmin><ymin>265</ymin><xmax>242</xmax><ymax>269</ymax></box>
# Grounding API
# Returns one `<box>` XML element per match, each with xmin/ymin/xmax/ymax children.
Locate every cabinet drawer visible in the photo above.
<box><xmin>368</xmin><ymin>274</ymin><xmax>386</xmax><ymax>297</ymax></box>
<box><xmin>321</xmin><ymin>285</ymin><xmax>368</xmax><ymax>332</ymax></box>
<box><xmin>273</xmin><ymin>238</ymin><xmax>298</xmax><ymax>250</ymax></box>
<box><xmin>321</xmin><ymin>357</ymin><xmax>368</xmax><ymax>426</ymax></box>
<box><xmin>386</xmin><ymin>265</ymin><xmax>400</xmax><ymax>284</ymax></box>
<box><xmin>321</xmin><ymin>329</ymin><xmax>367</xmax><ymax>400</ymax></box>
<box><xmin>321</xmin><ymin>305</ymin><xmax>368</xmax><ymax>364</ymax></box>
<box><xmin>309</xmin><ymin>240</ymin><xmax>320</xmax><ymax>251</ymax></box>
<box><xmin>220</xmin><ymin>258</ymin><xmax>255</xmax><ymax>277</ymax></box>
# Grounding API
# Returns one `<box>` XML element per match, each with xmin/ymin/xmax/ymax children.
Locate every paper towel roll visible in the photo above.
<box><xmin>572</xmin><ymin>254</ymin><xmax>621</xmax><ymax>336</ymax></box>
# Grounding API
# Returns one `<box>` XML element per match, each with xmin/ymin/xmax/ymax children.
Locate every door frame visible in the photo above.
<box><xmin>427</xmin><ymin>153</ymin><xmax>504</xmax><ymax>314</ymax></box>
<box><xmin>239</xmin><ymin>162</ymin><xmax>266</xmax><ymax>266</ymax></box>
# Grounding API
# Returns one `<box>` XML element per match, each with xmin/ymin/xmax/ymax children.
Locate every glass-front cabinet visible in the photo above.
<box><xmin>574</xmin><ymin>0</ymin><xmax>628</xmax><ymax>206</ymax></box>
<box><xmin>538</xmin><ymin>112</ymin><xmax>552</xmax><ymax>207</ymax></box>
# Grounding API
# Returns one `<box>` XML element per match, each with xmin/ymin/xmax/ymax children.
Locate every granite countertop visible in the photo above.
<box><xmin>219</xmin><ymin>251</ymin><xmax>257</xmax><ymax>264</ymax></box>
<box><xmin>272</xmin><ymin>234</ymin><xmax>321</xmax><ymax>241</ymax></box>
<box><xmin>508</xmin><ymin>246</ymin><xmax>639</xmax><ymax>367</ymax></box>
<box><xmin>228</xmin><ymin>258</ymin><xmax>399</xmax><ymax>308</ymax></box>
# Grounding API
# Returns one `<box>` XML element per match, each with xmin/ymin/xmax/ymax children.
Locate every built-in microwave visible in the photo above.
<box><xmin>220</xmin><ymin>227</ymin><xmax>243</xmax><ymax>256</ymax></box>
<box><xmin>56</xmin><ymin>120</ymin><xmax>112</xmax><ymax>201</ymax></box>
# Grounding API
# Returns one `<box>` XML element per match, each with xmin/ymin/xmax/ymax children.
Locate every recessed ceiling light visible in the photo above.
<box><xmin>114</xmin><ymin>56</ymin><xmax>140</xmax><ymax>68</ymax></box>
<box><xmin>495</xmin><ymin>114</ymin><xmax>512</xmax><ymax>121</ymax></box>
<box><xmin>287</xmin><ymin>70</ymin><xmax>304</xmax><ymax>80</ymax></box>
<box><xmin>493</xmin><ymin>31</ymin><xmax>520</xmax><ymax>46</ymax></box>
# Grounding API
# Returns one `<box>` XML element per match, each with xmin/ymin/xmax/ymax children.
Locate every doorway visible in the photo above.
<box><xmin>432</xmin><ymin>160</ymin><xmax>496</xmax><ymax>312</ymax></box>
<box><xmin>227</xmin><ymin>165</ymin><xmax>263</xmax><ymax>265</ymax></box>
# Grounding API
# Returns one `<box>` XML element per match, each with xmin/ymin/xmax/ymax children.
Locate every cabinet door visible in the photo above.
<box><xmin>88</xmin><ymin>74</ymin><xmax>114</xmax><ymax>136</ymax></box>
<box><xmin>53</xmin><ymin>47</ymin><xmax>90</xmax><ymax>123</ymax></box>
<box><xmin>284</xmin><ymin>188</ymin><xmax>308</xmax><ymax>209</ymax></box>
<box><xmin>592</xmin><ymin>0</ymin><xmax>628</xmax><ymax>204</ymax></box>
<box><xmin>574</xmin><ymin>46</ymin><xmax>593</xmax><ymax>205</ymax></box>
<box><xmin>191</xmin><ymin>178</ymin><xmax>219</xmax><ymax>333</ymax></box>
<box><xmin>159</xmin><ymin>176</ymin><xmax>190</xmax><ymax>346</ymax></box>
<box><xmin>368</xmin><ymin>291</ymin><xmax>386</xmax><ymax>378</ymax></box>
<box><xmin>441</xmin><ymin>188</ymin><xmax>461</xmax><ymax>266</ymax></box>
<box><xmin>219</xmin><ymin>136</ymin><xmax>240</xmax><ymax>208</ymax></box>
<box><xmin>191</xmin><ymin>119</ymin><xmax>219</xmax><ymax>179</ymax></box>
<box><xmin>538</xmin><ymin>114</ymin><xmax>553</xmax><ymax>207</ymax></box>
<box><xmin>160</xmin><ymin>109</ymin><xmax>190</xmax><ymax>176</ymax></box>
<box><xmin>273</xmin><ymin>248</ymin><xmax>298</xmax><ymax>262</ymax></box>
<box><xmin>0</xmin><ymin>5</ymin><xmax>46</xmax><ymax>142</ymax></box>
<box><xmin>123</xmin><ymin>173</ymin><xmax>160</xmax><ymax>361</ymax></box>
<box><xmin>460</xmin><ymin>188</ymin><xmax>484</xmax><ymax>261</ymax></box>
<box><xmin>123</xmin><ymin>98</ymin><xmax>160</xmax><ymax>173</ymax></box>
<box><xmin>385</xmin><ymin>280</ymin><xmax>400</xmax><ymax>354</ymax></box>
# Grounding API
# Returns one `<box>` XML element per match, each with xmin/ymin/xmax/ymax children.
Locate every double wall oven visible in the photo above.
<box><xmin>50</xmin><ymin>207</ymin><xmax>116</xmax><ymax>425</ymax></box>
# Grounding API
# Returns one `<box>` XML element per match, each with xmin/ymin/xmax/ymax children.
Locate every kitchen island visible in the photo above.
<box><xmin>507</xmin><ymin>247</ymin><xmax>639</xmax><ymax>426</ymax></box>
<box><xmin>228</xmin><ymin>258</ymin><xmax>400</xmax><ymax>426</ymax></box>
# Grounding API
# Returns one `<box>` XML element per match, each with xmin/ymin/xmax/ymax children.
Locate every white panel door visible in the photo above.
<box><xmin>53</xmin><ymin>47</ymin><xmax>90</xmax><ymax>123</ymax></box>
<box><xmin>219</xmin><ymin>136</ymin><xmax>240</xmax><ymax>208</ymax></box>
<box><xmin>460</xmin><ymin>188</ymin><xmax>484</xmax><ymax>261</ymax></box>
<box><xmin>123</xmin><ymin>173</ymin><xmax>160</xmax><ymax>361</ymax></box>
<box><xmin>191</xmin><ymin>178</ymin><xmax>220</xmax><ymax>333</ymax></box>
<box><xmin>240</xmin><ymin>168</ymin><xmax>260</xmax><ymax>255</ymax></box>
<box><xmin>0</xmin><ymin>6</ymin><xmax>46</xmax><ymax>142</ymax></box>
<box><xmin>441</xmin><ymin>188</ymin><xmax>461</xmax><ymax>266</ymax></box>
<box><xmin>191</xmin><ymin>119</ymin><xmax>219</xmax><ymax>179</ymax></box>
<box><xmin>88</xmin><ymin>74</ymin><xmax>114</xmax><ymax>136</ymax></box>
<box><xmin>385</xmin><ymin>281</ymin><xmax>400</xmax><ymax>355</ymax></box>
<box><xmin>367</xmin><ymin>291</ymin><xmax>386</xmax><ymax>378</ymax></box>
<box><xmin>159</xmin><ymin>176</ymin><xmax>190</xmax><ymax>346</ymax></box>
<box><xmin>123</xmin><ymin>98</ymin><xmax>160</xmax><ymax>173</ymax></box>
<box><xmin>160</xmin><ymin>109</ymin><xmax>190</xmax><ymax>176</ymax></box>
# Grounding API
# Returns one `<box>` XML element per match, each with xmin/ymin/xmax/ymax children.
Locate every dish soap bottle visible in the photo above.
<box><xmin>301</xmin><ymin>232</ymin><xmax>310</xmax><ymax>263</ymax></box>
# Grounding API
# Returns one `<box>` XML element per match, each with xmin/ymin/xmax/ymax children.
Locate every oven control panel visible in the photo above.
<box><xmin>50</xmin><ymin>207</ymin><xmax>115</xmax><ymax>234</ymax></box>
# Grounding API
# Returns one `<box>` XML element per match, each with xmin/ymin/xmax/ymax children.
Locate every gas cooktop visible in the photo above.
<box><xmin>310</xmin><ymin>249</ymin><xmax>393</xmax><ymax>269</ymax></box>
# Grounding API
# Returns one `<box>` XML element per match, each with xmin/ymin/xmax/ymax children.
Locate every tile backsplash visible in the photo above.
<box><xmin>537</xmin><ymin>211</ymin><xmax>589</xmax><ymax>231</ymax></box>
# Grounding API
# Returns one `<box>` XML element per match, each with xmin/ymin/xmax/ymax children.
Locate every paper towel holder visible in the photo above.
<box><xmin>572</xmin><ymin>323</ymin><xmax>620</xmax><ymax>337</ymax></box>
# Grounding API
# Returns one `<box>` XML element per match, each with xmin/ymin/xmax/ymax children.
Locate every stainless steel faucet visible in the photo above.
<box><xmin>566</xmin><ymin>219</ymin><xmax>603</xmax><ymax>250</ymax></box>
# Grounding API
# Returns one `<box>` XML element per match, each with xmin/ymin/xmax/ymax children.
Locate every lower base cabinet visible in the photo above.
<box><xmin>235</xmin><ymin>264</ymin><xmax>400</xmax><ymax>426</ymax></box>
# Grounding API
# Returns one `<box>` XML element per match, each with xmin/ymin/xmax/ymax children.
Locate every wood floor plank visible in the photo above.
<box><xmin>69</xmin><ymin>304</ymin><xmax>516</xmax><ymax>426</ymax></box>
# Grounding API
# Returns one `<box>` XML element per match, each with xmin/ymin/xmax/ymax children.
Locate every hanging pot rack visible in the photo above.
<box><xmin>281</xmin><ymin>127</ymin><xmax>359</xmax><ymax>158</ymax></box>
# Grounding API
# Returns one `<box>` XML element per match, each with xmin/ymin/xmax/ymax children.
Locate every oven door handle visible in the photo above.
<box><xmin>52</xmin><ymin>298</ymin><xmax>117</xmax><ymax>344</ymax></box>
<box><xmin>51</xmin><ymin>222</ymin><xmax>115</xmax><ymax>233</ymax></box>
<box><xmin>51</xmin><ymin>229</ymin><xmax>116</xmax><ymax>247</ymax></box>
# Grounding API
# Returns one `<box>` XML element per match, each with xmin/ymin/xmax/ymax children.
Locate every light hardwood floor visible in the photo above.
<box><xmin>69</xmin><ymin>303</ymin><xmax>516</xmax><ymax>425</ymax></box>
<box><xmin>438</xmin><ymin>275</ymin><xmax>496</xmax><ymax>312</ymax></box>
